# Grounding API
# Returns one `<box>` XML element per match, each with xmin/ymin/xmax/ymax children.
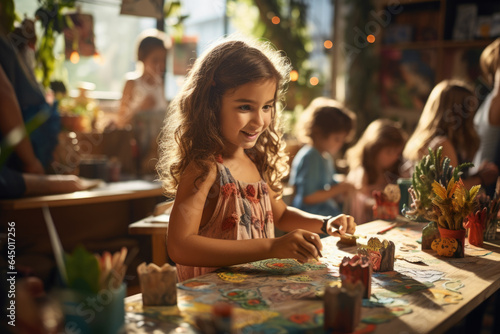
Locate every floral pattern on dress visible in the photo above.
<box><xmin>221</xmin><ymin>183</ymin><xmax>238</xmax><ymax>198</ymax></box>
<box><xmin>240</xmin><ymin>213</ymin><xmax>251</xmax><ymax>228</ymax></box>
<box><xmin>265</xmin><ymin>211</ymin><xmax>274</xmax><ymax>225</ymax></box>
<box><xmin>244</xmin><ymin>184</ymin><xmax>260</xmax><ymax>204</ymax></box>
<box><xmin>222</xmin><ymin>213</ymin><xmax>239</xmax><ymax>231</ymax></box>
<box><xmin>252</xmin><ymin>217</ymin><xmax>262</xmax><ymax>230</ymax></box>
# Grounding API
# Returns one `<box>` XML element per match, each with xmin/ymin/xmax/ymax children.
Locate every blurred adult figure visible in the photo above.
<box><xmin>471</xmin><ymin>38</ymin><xmax>500</xmax><ymax>196</ymax></box>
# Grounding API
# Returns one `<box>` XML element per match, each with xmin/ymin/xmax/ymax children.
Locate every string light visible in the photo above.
<box><xmin>70</xmin><ymin>51</ymin><xmax>80</xmax><ymax>64</ymax></box>
<box><xmin>290</xmin><ymin>70</ymin><xmax>299</xmax><ymax>82</ymax></box>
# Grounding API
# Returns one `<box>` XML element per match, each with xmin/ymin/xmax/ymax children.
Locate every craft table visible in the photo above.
<box><xmin>124</xmin><ymin>220</ymin><xmax>500</xmax><ymax>333</ymax></box>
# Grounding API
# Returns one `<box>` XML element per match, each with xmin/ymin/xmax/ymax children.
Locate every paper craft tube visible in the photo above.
<box><xmin>422</xmin><ymin>221</ymin><xmax>440</xmax><ymax>250</ymax></box>
<box><xmin>137</xmin><ymin>262</ymin><xmax>177</xmax><ymax>306</ymax></box>
<box><xmin>358</xmin><ymin>237</ymin><xmax>395</xmax><ymax>272</ymax></box>
<box><xmin>339</xmin><ymin>255</ymin><xmax>372</xmax><ymax>299</ymax></box>
<box><xmin>324</xmin><ymin>281</ymin><xmax>363</xmax><ymax>333</ymax></box>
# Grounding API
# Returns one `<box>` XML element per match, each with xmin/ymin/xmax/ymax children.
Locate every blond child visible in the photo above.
<box><xmin>346</xmin><ymin>119</ymin><xmax>409</xmax><ymax>224</ymax></box>
<box><xmin>289</xmin><ymin>97</ymin><xmax>356</xmax><ymax>217</ymax></box>
<box><xmin>157</xmin><ymin>36</ymin><xmax>356</xmax><ymax>281</ymax></box>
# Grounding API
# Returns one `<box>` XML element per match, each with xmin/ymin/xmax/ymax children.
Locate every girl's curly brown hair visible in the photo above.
<box><xmin>157</xmin><ymin>35</ymin><xmax>291</xmax><ymax>198</ymax></box>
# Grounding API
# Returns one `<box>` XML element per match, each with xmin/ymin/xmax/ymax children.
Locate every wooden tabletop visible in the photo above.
<box><xmin>0</xmin><ymin>180</ymin><xmax>163</xmax><ymax>209</ymax></box>
<box><xmin>124</xmin><ymin>219</ymin><xmax>500</xmax><ymax>333</ymax></box>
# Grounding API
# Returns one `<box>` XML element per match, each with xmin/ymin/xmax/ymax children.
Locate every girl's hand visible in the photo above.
<box><xmin>326</xmin><ymin>214</ymin><xmax>356</xmax><ymax>236</ymax></box>
<box><xmin>270</xmin><ymin>229</ymin><xmax>322</xmax><ymax>263</ymax></box>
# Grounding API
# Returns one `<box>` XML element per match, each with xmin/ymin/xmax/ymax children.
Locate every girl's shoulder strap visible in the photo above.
<box><xmin>214</xmin><ymin>159</ymin><xmax>236</xmax><ymax>186</ymax></box>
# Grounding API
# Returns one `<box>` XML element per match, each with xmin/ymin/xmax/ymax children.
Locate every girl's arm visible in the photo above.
<box><xmin>429</xmin><ymin>137</ymin><xmax>459</xmax><ymax>166</ymax></box>
<box><xmin>167</xmin><ymin>163</ymin><xmax>323</xmax><ymax>266</ymax></box>
<box><xmin>430</xmin><ymin>137</ymin><xmax>497</xmax><ymax>188</ymax></box>
<box><xmin>270</xmin><ymin>187</ymin><xmax>356</xmax><ymax>236</ymax></box>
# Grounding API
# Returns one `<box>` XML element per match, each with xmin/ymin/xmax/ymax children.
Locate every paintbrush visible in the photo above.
<box><xmin>42</xmin><ymin>206</ymin><xmax>68</xmax><ymax>285</ymax></box>
<box><xmin>376</xmin><ymin>223</ymin><xmax>397</xmax><ymax>234</ymax></box>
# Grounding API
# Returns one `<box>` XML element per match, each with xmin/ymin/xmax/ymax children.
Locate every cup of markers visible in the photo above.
<box><xmin>52</xmin><ymin>246</ymin><xmax>129</xmax><ymax>334</ymax></box>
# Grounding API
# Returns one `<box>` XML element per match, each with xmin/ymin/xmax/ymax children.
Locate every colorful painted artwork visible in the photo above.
<box><xmin>124</xmin><ymin>223</ymin><xmax>498</xmax><ymax>333</ymax></box>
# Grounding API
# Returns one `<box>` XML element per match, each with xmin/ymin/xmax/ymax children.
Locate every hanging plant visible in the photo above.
<box><xmin>34</xmin><ymin>0</ymin><xmax>76</xmax><ymax>87</ymax></box>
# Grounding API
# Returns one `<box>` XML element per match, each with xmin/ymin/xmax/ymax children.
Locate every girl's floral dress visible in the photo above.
<box><xmin>176</xmin><ymin>160</ymin><xmax>275</xmax><ymax>281</ymax></box>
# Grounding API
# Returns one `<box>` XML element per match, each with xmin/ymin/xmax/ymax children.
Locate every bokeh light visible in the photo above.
<box><xmin>70</xmin><ymin>51</ymin><xmax>80</xmax><ymax>64</ymax></box>
<box><xmin>290</xmin><ymin>70</ymin><xmax>299</xmax><ymax>82</ymax></box>
<box><xmin>324</xmin><ymin>40</ymin><xmax>333</xmax><ymax>49</ymax></box>
<box><xmin>309</xmin><ymin>77</ymin><xmax>319</xmax><ymax>86</ymax></box>
<box><xmin>367</xmin><ymin>34</ymin><xmax>375</xmax><ymax>43</ymax></box>
<box><xmin>272</xmin><ymin>16</ymin><xmax>280</xmax><ymax>24</ymax></box>
<box><xmin>93</xmin><ymin>52</ymin><xmax>103</xmax><ymax>64</ymax></box>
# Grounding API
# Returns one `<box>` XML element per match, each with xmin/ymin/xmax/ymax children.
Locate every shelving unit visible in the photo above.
<box><xmin>375</xmin><ymin>0</ymin><xmax>500</xmax><ymax>130</ymax></box>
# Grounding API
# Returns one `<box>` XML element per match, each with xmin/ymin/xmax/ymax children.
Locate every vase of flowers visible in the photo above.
<box><xmin>431</xmin><ymin>178</ymin><xmax>480</xmax><ymax>257</ymax></box>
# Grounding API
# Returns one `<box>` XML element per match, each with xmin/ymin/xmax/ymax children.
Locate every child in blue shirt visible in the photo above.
<box><xmin>289</xmin><ymin>97</ymin><xmax>356</xmax><ymax>216</ymax></box>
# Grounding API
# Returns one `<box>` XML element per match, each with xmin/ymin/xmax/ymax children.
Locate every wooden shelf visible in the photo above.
<box><xmin>377</xmin><ymin>0</ymin><xmax>499</xmax><ymax>129</ymax></box>
<box><xmin>441</xmin><ymin>39</ymin><xmax>495</xmax><ymax>48</ymax></box>
<box><xmin>382</xmin><ymin>39</ymin><xmax>495</xmax><ymax>50</ymax></box>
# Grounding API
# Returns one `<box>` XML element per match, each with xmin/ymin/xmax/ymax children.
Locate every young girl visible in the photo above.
<box><xmin>403</xmin><ymin>80</ymin><xmax>498</xmax><ymax>189</ymax></box>
<box><xmin>157</xmin><ymin>36</ymin><xmax>356</xmax><ymax>281</ymax></box>
<box><xmin>289</xmin><ymin>97</ymin><xmax>356</xmax><ymax>217</ymax></box>
<box><xmin>345</xmin><ymin>119</ymin><xmax>409</xmax><ymax>224</ymax></box>
<box><xmin>117</xmin><ymin>29</ymin><xmax>170</xmax><ymax>127</ymax></box>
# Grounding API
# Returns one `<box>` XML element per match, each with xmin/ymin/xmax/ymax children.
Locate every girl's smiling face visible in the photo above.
<box><xmin>220</xmin><ymin>79</ymin><xmax>276</xmax><ymax>154</ymax></box>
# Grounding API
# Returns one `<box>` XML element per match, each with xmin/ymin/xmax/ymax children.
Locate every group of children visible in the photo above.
<box><xmin>153</xmin><ymin>35</ymin><xmax>499</xmax><ymax>281</ymax></box>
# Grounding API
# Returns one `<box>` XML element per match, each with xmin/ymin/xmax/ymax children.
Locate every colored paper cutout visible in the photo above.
<box><xmin>217</xmin><ymin>271</ymin><xmax>249</xmax><ymax>282</ymax></box>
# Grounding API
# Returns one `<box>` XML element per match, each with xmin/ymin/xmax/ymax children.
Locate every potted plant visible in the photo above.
<box><xmin>431</xmin><ymin>178</ymin><xmax>480</xmax><ymax>257</ymax></box>
<box><xmin>404</xmin><ymin>147</ymin><xmax>472</xmax><ymax>250</ymax></box>
<box><xmin>404</xmin><ymin>147</ymin><xmax>472</xmax><ymax>222</ymax></box>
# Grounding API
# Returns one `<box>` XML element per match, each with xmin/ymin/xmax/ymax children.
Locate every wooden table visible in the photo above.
<box><xmin>128</xmin><ymin>214</ymin><xmax>169</xmax><ymax>265</ymax></box>
<box><xmin>0</xmin><ymin>180</ymin><xmax>165</xmax><ymax>280</ymax></box>
<box><xmin>0</xmin><ymin>180</ymin><xmax>163</xmax><ymax>210</ymax></box>
<box><xmin>124</xmin><ymin>220</ymin><xmax>500</xmax><ymax>333</ymax></box>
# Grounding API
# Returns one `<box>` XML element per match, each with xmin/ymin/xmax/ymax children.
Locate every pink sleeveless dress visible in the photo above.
<box><xmin>176</xmin><ymin>161</ymin><xmax>275</xmax><ymax>281</ymax></box>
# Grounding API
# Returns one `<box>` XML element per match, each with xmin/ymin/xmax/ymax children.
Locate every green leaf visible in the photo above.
<box><xmin>65</xmin><ymin>245</ymin><xmax>100</xmax><ymax>294</ymax></box>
